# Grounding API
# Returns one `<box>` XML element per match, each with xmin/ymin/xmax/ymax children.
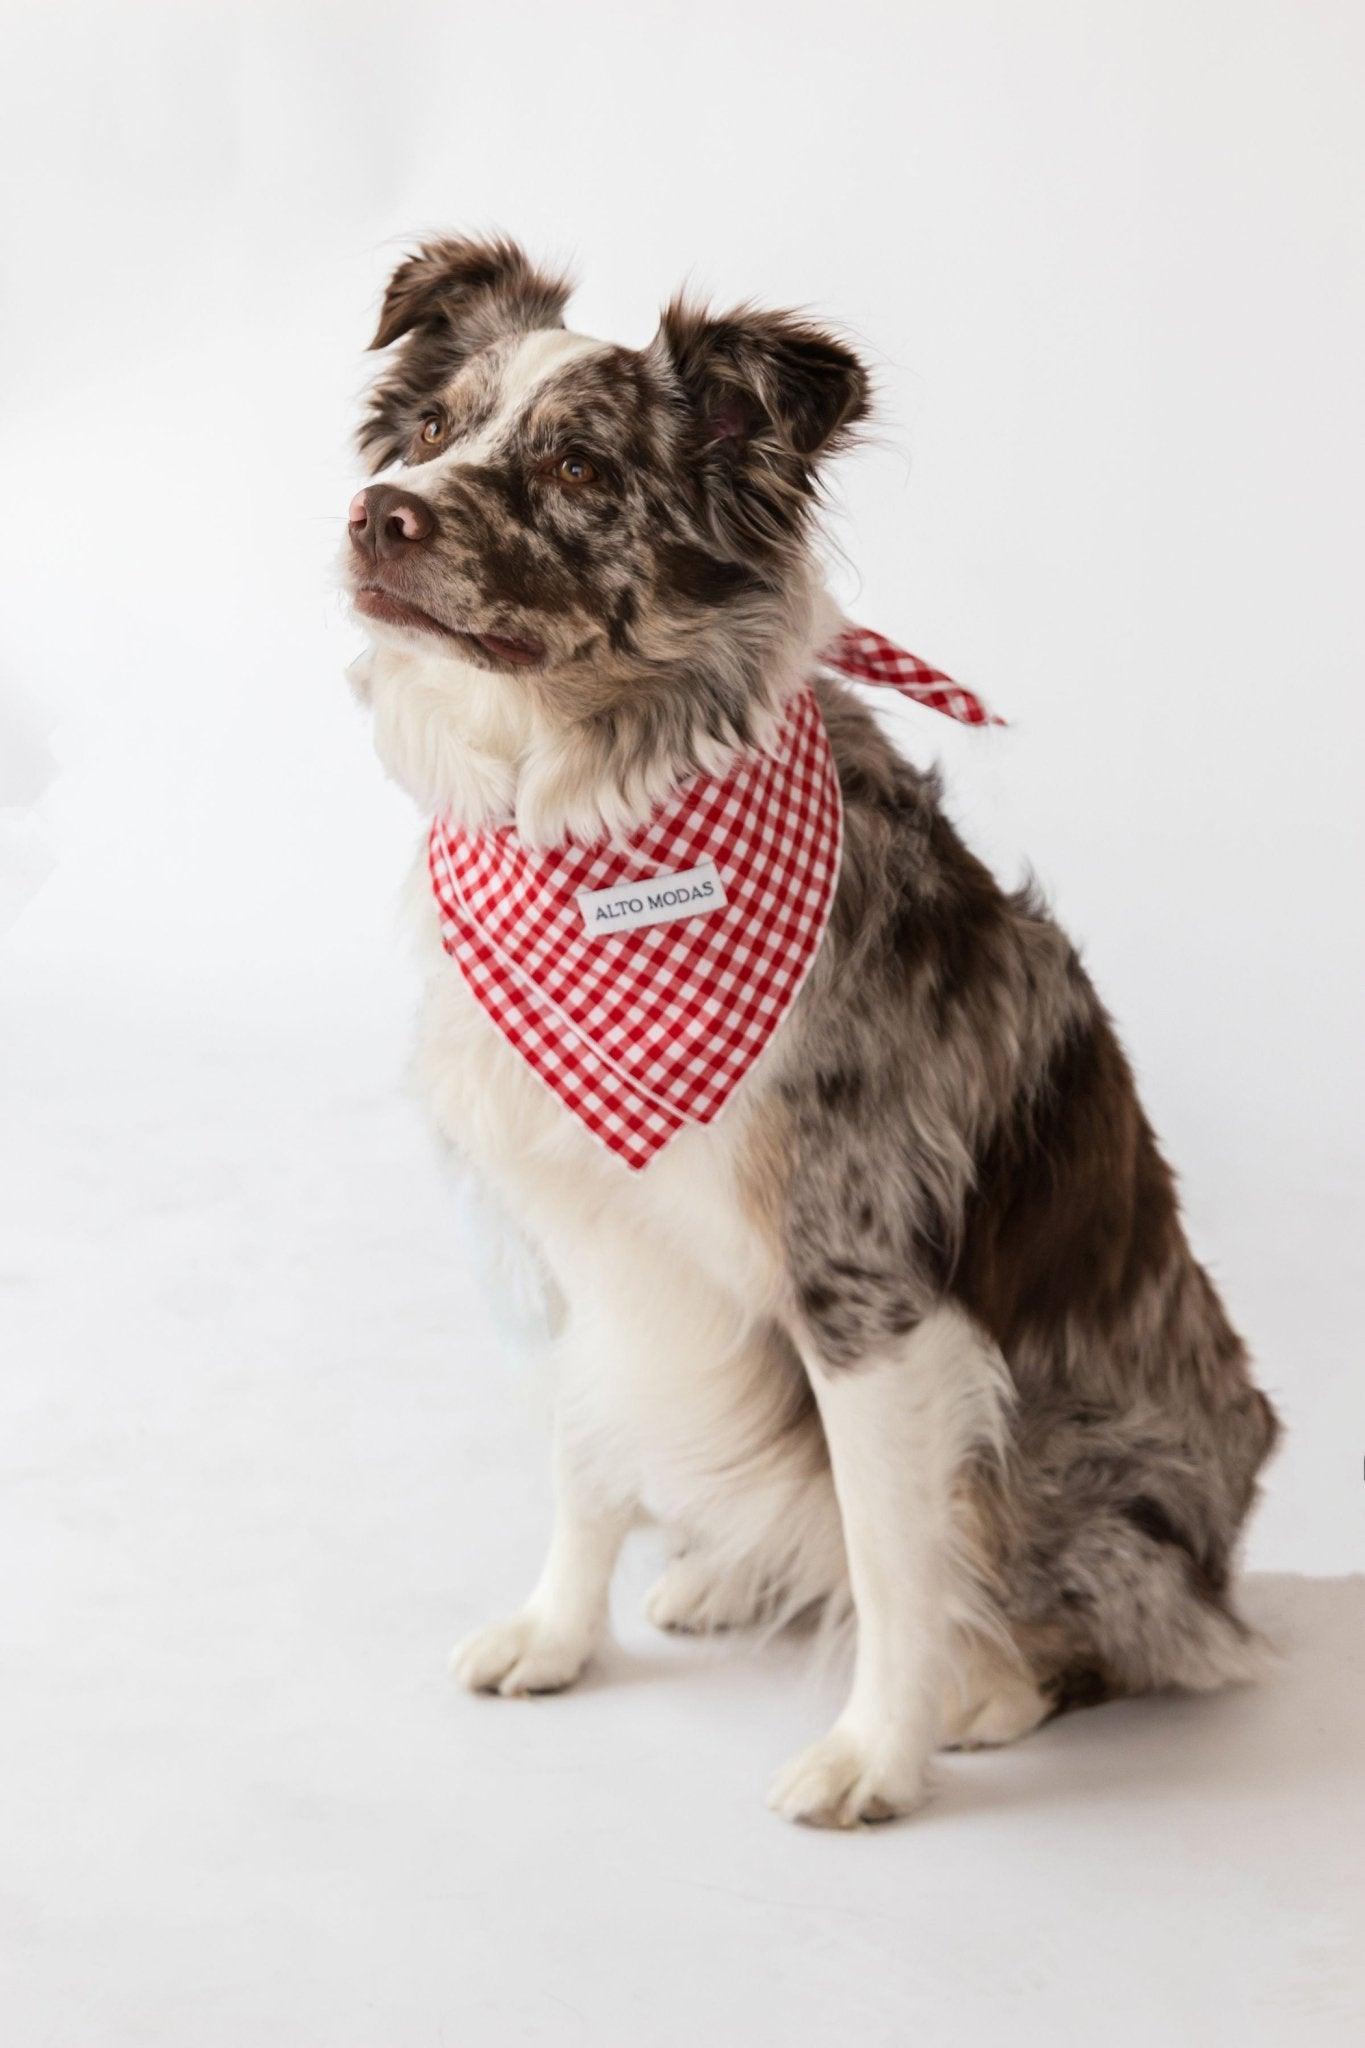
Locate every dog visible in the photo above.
<box><xmin>342</xmin><ymin>235</ymin><xmax>1279</xmax><ymax>1827</ymax></box>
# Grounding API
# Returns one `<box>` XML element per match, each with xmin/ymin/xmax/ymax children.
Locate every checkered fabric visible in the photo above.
<box><xmin>429</xmin><ymin>624</ymin><xmax>998</xmax><ymax>1169</ymax></box>
<box><xmin>825</xmin><ymin>623</ymin><xmax>1005</xmax><ymax>726</ymax></box>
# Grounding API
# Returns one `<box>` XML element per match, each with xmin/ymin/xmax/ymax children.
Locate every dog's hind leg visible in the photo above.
<box><xmin>643</xmin><ymin>1439</ymin><xmax>849</xmax><ymax>1638</ymax></box>
<box><xmin>1028</xmin><ymin>1509</ymin><xmax>1272</xmax><ymax>1714</ymax></box>
<box><xmin>993</xmin><ymin>1381</ymin><xmax>1280</xmax><ymax>1719</ymax></box>
<box><xmin>645</xmin><ymin>1549</ymin><xmax>772</xmax><ymax>1634</ymax></box>
<box><xmin>938</xmin><ymin>1630</ymin><xmax>1050</xmax><ymax>1750</ymax></box>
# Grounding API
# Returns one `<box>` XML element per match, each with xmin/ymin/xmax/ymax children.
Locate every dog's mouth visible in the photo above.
<box><xmin>353</xmin><ymin>585</ymin><xmax>545</xmax><ymax>669</ymax></box>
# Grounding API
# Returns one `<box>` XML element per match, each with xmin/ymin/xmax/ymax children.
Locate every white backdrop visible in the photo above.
<box><xmin>3</xmin><ymin>5</ymin><xmax>1363</xmax><ymax>2041</ymax></box>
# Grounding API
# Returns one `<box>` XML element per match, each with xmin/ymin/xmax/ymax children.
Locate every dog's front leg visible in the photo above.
<box><xmin>769</xmin><ymin>1307</ymin><xmax>996</xmax><ymax>1827</ymax></box>
<box><xmin>450</xmin><ymin>1418</ymin><xmax>633</xmax><ymax>1697</ymax></box>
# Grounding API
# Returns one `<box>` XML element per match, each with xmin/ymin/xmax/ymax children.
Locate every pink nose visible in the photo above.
<box><xmin>348</xmin><ymin>485</ymin><xmax>435</xmax><ymax>561</ymax></box>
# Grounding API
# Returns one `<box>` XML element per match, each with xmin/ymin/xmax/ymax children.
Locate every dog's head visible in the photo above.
<box><xmin>345</xmin><ymin>235</ymin><xmax>868</xmax><ymax>833</ymax></box>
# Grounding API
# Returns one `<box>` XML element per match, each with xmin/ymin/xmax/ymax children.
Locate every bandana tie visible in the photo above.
<box><xmin>428</xmin><ymin>624</ymin><xmax>1001</xmax><ymax>1169</ymax></box>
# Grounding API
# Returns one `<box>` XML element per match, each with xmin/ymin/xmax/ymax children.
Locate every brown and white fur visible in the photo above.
<box><xmin>343</xmin><ymin>237</ymin><xmax>1279</xmax><ymax>1826</ymax></box>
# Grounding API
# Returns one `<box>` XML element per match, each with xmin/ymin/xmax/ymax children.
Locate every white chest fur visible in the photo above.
<box><xmin>405</xmin><ymin>854</ymin><xmax>828</xmax><ymax>1552</ymax></box>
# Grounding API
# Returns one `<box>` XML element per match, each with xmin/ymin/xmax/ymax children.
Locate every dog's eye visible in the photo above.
<box><xmin>555</xmin><ymin>455</ymin><xmax>597</xmax><ymax>486</ymax></box>
<box><xmin>419</xmin><ymin>414</ymin><xmax>444</xmax><ymax>445</ymax></box>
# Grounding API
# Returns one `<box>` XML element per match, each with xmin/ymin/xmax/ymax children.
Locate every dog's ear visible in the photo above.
<box><xmin>656</xmin><ymin>300</ymin><xmax>869</xmax><ymax>458</ymax></box>
<box><xmin>369</xmin><ymin>234</ymin><xmax>571</xmax><ymax>353</ymax></box>
<box><xmin>651</xmin><ymin>299</ymin><xmax>870</xmax><ymax>555</ymax></box>
<box><xmin>360</xmin><ymin>235</ymin><xmax>571</xmax><ymax>471</ymax></box>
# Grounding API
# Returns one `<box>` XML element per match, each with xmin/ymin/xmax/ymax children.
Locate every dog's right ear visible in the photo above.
<box><xmin>360</xmin><ymin>235</ymin><xmax>571</xmax><ymax>471</ymax></box>
<box><xmin>368</xmin><ymin>235</ymin><xmax>570</xmax><ymax>353</ymax></box>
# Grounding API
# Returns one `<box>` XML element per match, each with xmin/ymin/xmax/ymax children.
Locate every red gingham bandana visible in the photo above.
<box><xmin>428</xmin><ymin>624</ymin><xmax>1001</xmax><ymax>1169</ymax></box>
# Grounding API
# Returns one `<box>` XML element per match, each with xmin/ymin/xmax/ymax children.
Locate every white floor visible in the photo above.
<box><xmin>3</xmin><ymin>982</ymin><xmax>1362</xmax><ymax>2047</ymax></box>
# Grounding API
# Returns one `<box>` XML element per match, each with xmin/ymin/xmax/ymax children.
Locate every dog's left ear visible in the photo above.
<box><xmin>655</xmin><ymin>301</ymin><xmax>869</xmax><ymax>457</ymax></box>
<box><xmin>650</xmin><ymin>299</ymin><xmax>870</xmax><ymax>554</ymax></box>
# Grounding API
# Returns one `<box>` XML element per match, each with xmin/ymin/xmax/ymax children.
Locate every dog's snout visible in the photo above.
<box><xmin>348</xmin><ymin>485</ymin><xmax>436</xmax><ymax>561</ymax></box>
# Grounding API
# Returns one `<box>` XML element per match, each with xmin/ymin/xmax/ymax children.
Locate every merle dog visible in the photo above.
<box><xmin>343</xmin><ymin>236</ymin><xmax>1278</xmax><ymax>1826</ymax></box>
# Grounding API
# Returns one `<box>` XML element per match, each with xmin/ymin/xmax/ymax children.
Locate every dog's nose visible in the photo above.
<box><xmin>348</xmin><ymin>485</ymin><xmax>435</xmax><ymax>561</ymax></box>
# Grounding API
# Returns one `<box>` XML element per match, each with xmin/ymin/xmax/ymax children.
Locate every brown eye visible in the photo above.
<box><xmin>555</xmin><ymin>454</ymin><xmax>597</xmax><ymax>485</ymax></box>
<box><xmin>419</xmin><ymin>414</ymin><xmax>443</xmax><ymax>445</ymax></box>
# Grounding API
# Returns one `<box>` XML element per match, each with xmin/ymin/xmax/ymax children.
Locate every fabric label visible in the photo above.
<box><xmin>577</xmin><ymin>862</ymin><xmax>728</xmax><ymax>937</ymax></box>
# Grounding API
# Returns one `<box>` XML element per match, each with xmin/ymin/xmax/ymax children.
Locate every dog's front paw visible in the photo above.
<box><xmin>449</xmin><ymin>1612</ymin><xmax>592</xmax><ymax>1697</ymax></box>
<box><xmin>767</xmin><ymin>1725</ymin><xmax>930</xmax><ymax>1829</ymax></box>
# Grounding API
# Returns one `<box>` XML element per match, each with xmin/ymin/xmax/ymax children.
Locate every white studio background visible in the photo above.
<box><xmin>1</xmin><ymin>5</ymin><xmax>1363</xmax><ymax>2042</ymax></box>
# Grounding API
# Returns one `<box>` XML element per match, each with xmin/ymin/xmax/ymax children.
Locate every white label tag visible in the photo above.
<box><xmin>577</xmin><ymin>862</ymin><xmax>728</xmax><ymax>936</ymax></box>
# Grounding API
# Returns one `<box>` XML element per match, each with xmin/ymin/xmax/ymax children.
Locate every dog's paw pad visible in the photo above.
<box><xmin>767</xmin><ymin>1728</ymin><xmax>929</xmax><ymax>1829</ymax></box>
<box><xmin>449</xmin><ymin>1613</ymin><xmax>589</xmax><ymax>1697</ymax></box>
